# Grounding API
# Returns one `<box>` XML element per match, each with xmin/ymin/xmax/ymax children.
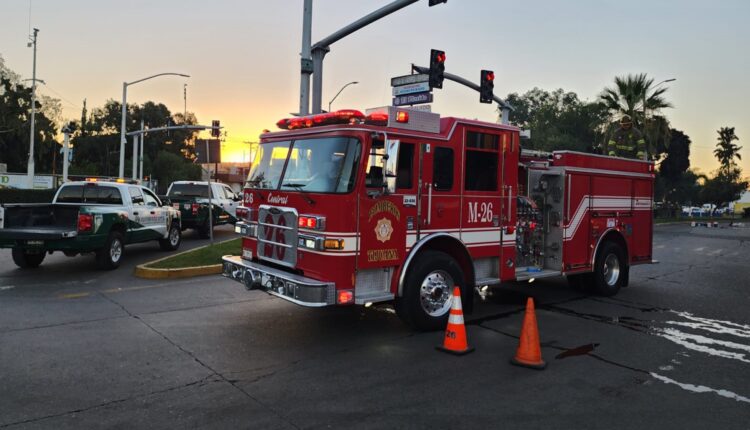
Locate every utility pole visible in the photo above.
<box><xmin>299</xmin><ymin>0</ymin><xmax>313</xmax><ymax>116</ymax></box>
<box><xmin>139</xmin><ymin>119</ymin><xmax>145</xmax><ymax>181</ymax></box>
<box><xmin>183</xmin><ymin>83</ymin><xmax>187</xmax><ymax>121</ymax></box>
<box><xmin>61</xmin><ymin>123</ymin><xmax>72</xmax><ymax>182</ymax></box>
<box><xmin>27</xmin><ymin>28</ymin><xmax>39</xmax><ymax>188</ymax></box>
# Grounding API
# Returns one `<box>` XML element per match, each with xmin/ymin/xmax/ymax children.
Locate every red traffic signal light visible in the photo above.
<box><xmin>429</xmin><ymin>49</ymin><xmax>446</xmax><ymax>89</ymax></box>
<box><xmin>211</xmin><ymin>120</ymin><xmax>220</xmax><ymax>137</ymax></box>
<box><xmin>480</xmin><ymin>70</ymin><xmax>495</xmax><ymax>104</ymax></box>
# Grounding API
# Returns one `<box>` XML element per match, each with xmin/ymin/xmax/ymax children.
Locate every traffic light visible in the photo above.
<box><xmin>429</xmin><ymin>49</ymin><xmax>446</xmax><ymax>89</ymax></box>
<box><xmin>211</xmin><ymin>120</ymin><xmax>220</xmax><ymax>137</ymax></box>
<box><xmin>480</xmin><ymin>70</ymin><xmax>494</xmax><ymax>104</ymax></box>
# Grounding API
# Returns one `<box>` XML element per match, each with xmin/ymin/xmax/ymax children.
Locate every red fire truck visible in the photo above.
<box><xmin>222</xmin><ymin>107</ymin><xmax>654</xmax><ymax>330</ymax></box>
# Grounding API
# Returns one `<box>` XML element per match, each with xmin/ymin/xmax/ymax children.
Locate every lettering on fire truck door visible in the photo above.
<box><xmin>461</xmin><ymin>130</ymin><xmax>503</xmax><ymax>259</ymax></box>
<box><xmin>357</xmin><ymin>139</ymin><xmax>413</xmax><ymax>268</ymax></box>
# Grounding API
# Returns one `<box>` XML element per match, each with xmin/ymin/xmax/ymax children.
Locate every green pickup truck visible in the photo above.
<box><xmin>165</xmin><ymin>181</ymin><xmax>239</xmax><ymax>238</ymax></box>
<box><xmin>0</xmin><ymin>181</ymin><xmax>182</xmax><ymax>270</ymax></box>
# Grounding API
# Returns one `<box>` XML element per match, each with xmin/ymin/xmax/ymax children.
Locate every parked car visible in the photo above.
<box><xmin>0</xmin><ymin>180</ymin><xmax>181</xmax><ymax>270</ymax></box>
<box><xmin>165</xmin><ymin>181</ymin><xmax>239</xmax><ymax>238</ymax></box>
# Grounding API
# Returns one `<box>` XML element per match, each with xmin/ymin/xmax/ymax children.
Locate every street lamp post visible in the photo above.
<box><xmin>328</xmin><ymin>81</ymin><xmax>358</xmax><ymax>112</ymax></box>
<box><xmin>643</xmin><ymin>77</ymin><xmax>676</xmax><ymax>160</ymax></box>
<box><xmin>27</xmin><ymin>28</ymin><xmax>39</xmax><ymax>188</ymax></box>
<box><xmin>119</xmin><ymin>72</ymin><xmax>189</xmax><ymax>179</ymax></box>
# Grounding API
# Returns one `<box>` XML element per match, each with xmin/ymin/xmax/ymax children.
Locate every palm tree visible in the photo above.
<box><xmin>599</xmin><ymin>73</ymin><xmax>673</xmax><ymax>158</ymax></box>
<box><xmin>713</xmin><ymin>127</ymin><xmax>742</xmax><ymax>172</ymax></box>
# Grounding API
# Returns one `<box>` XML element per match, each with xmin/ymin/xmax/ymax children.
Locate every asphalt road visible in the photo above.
<box><xmin>1</xmin><ymin>223</ymin><xmax>749</xmax><ymax>429</ymax></box>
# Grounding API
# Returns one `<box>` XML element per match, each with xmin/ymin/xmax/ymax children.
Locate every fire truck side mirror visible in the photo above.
<box><xmin>383</xmin><ymin>139</ymin><xmax>400</xmax><ymax>194</ymax></box>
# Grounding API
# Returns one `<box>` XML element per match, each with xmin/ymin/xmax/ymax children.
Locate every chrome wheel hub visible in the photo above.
<box><xmin>603</xmin><ymin>253</ymin><xmax>620</xmax><ymax>286</ymax></box>
<box><xmin>170</xmin><ymin>228</ymin><xmax>180</xmax><ymax>246</ymax></box>
<box><xmin>111</xmin><ymin>239</ymin><xmax>122</xmax><ymax>262</ymax></box>
<box><xmin>419</xmin><ymin>270</ymin><xmax>454</xmax><ymax>317</ymax></box>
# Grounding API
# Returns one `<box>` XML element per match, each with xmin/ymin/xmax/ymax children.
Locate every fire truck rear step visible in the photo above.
<box><xmin>475</xmin><ymin>277</ymin><xmax>502</xmax><ymax>287</ymax></box>
<box><xmin>514</xmin><ymin>268</ymin><xmax>561</xmax><ymax>282</ymax></box>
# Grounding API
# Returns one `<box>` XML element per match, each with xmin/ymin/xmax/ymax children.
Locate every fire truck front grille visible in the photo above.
<box><xmin>257</xmin><ymin>205</ymin><xmax>298</xmax><ymax>268</ymax></box>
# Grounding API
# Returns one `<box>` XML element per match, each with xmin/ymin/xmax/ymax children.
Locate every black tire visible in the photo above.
<box><xmin>159</xmin><ymin>223</ymin><xmax>182</xmax><ymax>251</ymax></box>
<box><xmin>96</xmin><ymin>231</ymin><xmax>124</xmax><ymax>270</ymax></box>
<box><xmin>395</xmin><ymin>250</ymin><xmax>466</xmax><ymax>331</ymax></box>
<box><xmin>12</xmin><ymin>248</ymin><xmax>45</xmax><ymax>269</ymax></box>
<box><xmin>593</xmin><ymin>241</ymin><xmax>627</xmax><ymax>297</ymax></box>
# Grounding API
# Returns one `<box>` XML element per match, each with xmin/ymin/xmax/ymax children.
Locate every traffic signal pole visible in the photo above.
<box><xmin>412</xmin><ymin>65</ymin><xmax>513</xmax><ymax>124</ymax></box>
<box><xmin>299</xmin><ymin>0</ymin><xmax>313</xmax><ymax>116</ymax></box>
<box><xmin>310</xmin><ymin>0</ymin><xmax>436</xmax><ymax>114</ymax></box>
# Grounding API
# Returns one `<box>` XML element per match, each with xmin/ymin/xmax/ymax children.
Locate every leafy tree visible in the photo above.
<box><xmin>0</xmin><ymin>55</ymin><xmax>59</xmax><ymax>173</ymax></box>
<box><xmin>600</xmin><ymin>73</ymin><xmax>672</xmax><ymax>159</ymax></box>
<box><xmin>502</xmin><ymin>88</ymin><xmax>608</xmax><ymax>152</ymax></box>
<box><xmin>70</xmin><ymin>99</ymin><xmax>200</xmax><ymax>177</ymax></box>
<box><xmin>701</xmin><ymin>167</ymin><xmax>748</xmax><ymax>210</ymax></box>
<box><xmin>151</xmin><ymin>151</ymin><xmax>202</xmax><ymax>193</ymax></box>
<box><xmin>656</xmin><ymin>129</ymin><xmax>692</xmax><ymax>207</ymax></box>
<box><xmin>713</xmin><ymin>126</ymin><xmax>741</xmax><ymax>172</ymax></box>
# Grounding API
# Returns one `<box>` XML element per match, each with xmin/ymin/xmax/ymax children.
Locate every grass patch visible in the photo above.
<box><xmin>147</xmin><ymin>238</ymin><xmax>241</xmax><ymax>269</ymax></box>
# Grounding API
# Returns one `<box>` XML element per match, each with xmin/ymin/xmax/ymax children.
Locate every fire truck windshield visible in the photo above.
<box><xmin>246</xmin><ymin>137</ymin><xmax>361</xmax><ymax>193</ymax></box>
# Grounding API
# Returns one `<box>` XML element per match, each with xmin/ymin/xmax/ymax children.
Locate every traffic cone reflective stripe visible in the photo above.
<box><xmin>511</xmin><ymin>297</ymin><xmax>547</xmax><ymax>369</ymax></box>
<box><xmin>436</xmin><ymin>287</ymin><xmax>474</xmax><ymax>355</ymax></box>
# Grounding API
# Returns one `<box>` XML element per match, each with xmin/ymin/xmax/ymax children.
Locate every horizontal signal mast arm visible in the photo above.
<box><xmin>411</xmin><ymin>65</ymin><xmax>514</xmax><ymax>111</ymax></box>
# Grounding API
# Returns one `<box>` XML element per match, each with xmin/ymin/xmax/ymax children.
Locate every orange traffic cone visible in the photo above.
<box><xmin>510</xmin><ymin>297</ymin><xmax>547</xmax><ymax>369</ymax></box>
<box><xmin>436</xmin><ymin>287</ymin><xmax>474</xmax><ymax>355</ymax></box>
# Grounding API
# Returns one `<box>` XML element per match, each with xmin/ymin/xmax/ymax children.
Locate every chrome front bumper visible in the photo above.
<box><xmin>221</xmin><ymin>255</ymin><xmax>335</xmax><ymax>307</ymax></box>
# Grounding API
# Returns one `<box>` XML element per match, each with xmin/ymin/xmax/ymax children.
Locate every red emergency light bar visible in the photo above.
<box><xmin>277</xmin><ymin>110</ymin><xmax>365</xmax><ymax>130</ymax></box>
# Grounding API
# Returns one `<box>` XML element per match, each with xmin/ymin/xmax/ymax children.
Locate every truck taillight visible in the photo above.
<box><xmin>298</xmin><ymin>215</ymin><xmax>324</xmax><ymax>230</ymax></box>
<box><xmin>77</xmin><ymin>213</ymin><xmax>93</xmax><ymax>232</ymax></box>
<box><xmin>191</xmin><ymin>203</ymin><xmax>199</xmax><ymax>215</ymax></box>
<box><xmin>337</xmin><ymin>290</ymin><xmax>354</xmax><ymax>305</ymax></box>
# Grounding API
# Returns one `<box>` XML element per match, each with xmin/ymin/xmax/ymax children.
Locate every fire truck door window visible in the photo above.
<box><xmin>396</xmin><ymin>143</ymin><xmax>415</xmax><ymax>189</ymax></box>
<box><xmin>433</xmin><ymin>147</ymin><xmax>454</xmax><ymax>191</ymax></box>
<box><xmin>366</xmin><ymin>139</ymin><xmax>385</xmax><ymax>188</ymax></box>
<box><xmin>464</xmin><ymin>131</ymin><xmax>499</xmax><ymax>191</ymax></box>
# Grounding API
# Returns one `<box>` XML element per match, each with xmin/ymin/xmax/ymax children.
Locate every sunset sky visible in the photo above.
<box><xmin>1</xmin><ymin>0</ymin><xmax>748</xmax><ymax>175</ymax></box>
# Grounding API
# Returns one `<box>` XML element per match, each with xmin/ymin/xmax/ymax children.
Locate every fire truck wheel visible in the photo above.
<box><xmin>396</xmin><ymin>250</ymin><xmax>466</xmax><ymax>331</ymax></box>
<box><xmin>593</xmin><ymin>241</ymin><xmax>626</xmax><ymax>296</ymax></box>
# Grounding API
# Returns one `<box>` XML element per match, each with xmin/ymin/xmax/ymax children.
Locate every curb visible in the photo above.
<box><xmin>134</xmin><ymin>263</ymin><xmax>223</xmax><ymax>279</ymax></box>
<box><xmin>134</xmin><ymin>239</ymin><xmax>235</xmax><ymax>280</ymax></box>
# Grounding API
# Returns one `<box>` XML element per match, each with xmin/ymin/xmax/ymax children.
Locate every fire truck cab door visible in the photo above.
<box><xmin>358</xmin><ymin>138</ymin><xmax>410</xmax><ymax>272</ymax></box>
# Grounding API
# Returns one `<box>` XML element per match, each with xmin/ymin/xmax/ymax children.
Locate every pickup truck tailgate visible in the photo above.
<box><xmin>0</xmin><ymin>226</ymin><xmax>78</xmax><ymax>240</ymax></box>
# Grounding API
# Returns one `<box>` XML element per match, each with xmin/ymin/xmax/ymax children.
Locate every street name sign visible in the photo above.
<box><xmin>392</xmin><ymin>82</ymin><xmax>431</xmax><ymax>96</ymax></box>
<box><xmin>393</xmin><ymin>91</ymin><xmax>433</xmax><ymax>106</ymax></box>
<box><xmin>390</xmin><ymin>73</ymin><xmax>429</xmax><ymax>87</ymax></box>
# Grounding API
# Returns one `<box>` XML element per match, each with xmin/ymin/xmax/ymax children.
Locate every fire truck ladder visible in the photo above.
<box><xmin>411</xmin><ymin>65</ymin><xmax>514</xmax><ymax>124</ymax></box>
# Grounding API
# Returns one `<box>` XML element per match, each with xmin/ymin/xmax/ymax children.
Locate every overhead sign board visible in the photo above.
<box><xmin>392</xmin><ymin>82</ymin><xmax>431</xmax><ymax>96</ymax></box>
<box><xmin>195</xmin><ymin>139</ymin><xmax>222</xmax><ymax>164</ymax></box>
<box><xmin>390</xmin><ymin>73</ymin><xmax>429</xmax><ymax>87</ymax></box>
<box><xmin>393</xmin><ymin>91</ymin><xmax>433</xmax><ymax>107</ymax></box>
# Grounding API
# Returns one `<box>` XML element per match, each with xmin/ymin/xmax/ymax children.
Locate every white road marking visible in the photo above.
<box><xmin>650</xmin><ymin>372</ymin><xmax>750</xmax><ymax>404</ymax></box>
<box><xmin>0</xmin><ymin>286</ymin><xmax>15</xmax><ymax>291</ymax></box>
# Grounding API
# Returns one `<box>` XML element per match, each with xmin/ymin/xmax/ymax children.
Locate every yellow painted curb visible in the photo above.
<box><xmin>134</xmin><ymin>239</ymin><xmax>235</xmax><ymax>280</ymax></box>
<box><xmin>134</xmin><ymin>263</ymin><xmax>223</xmax><ymax>279</ymax></box>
